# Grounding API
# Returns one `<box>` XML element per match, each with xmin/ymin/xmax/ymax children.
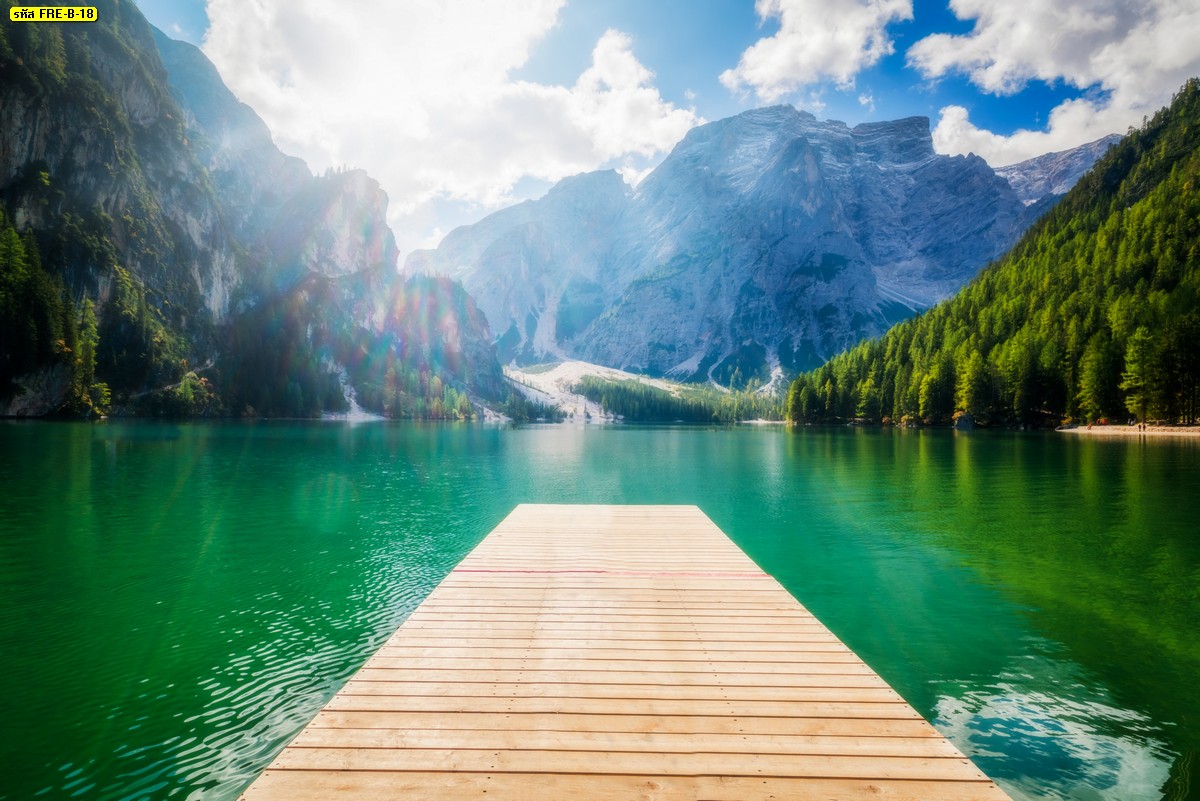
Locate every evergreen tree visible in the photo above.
<box><xmin>856</xmin><ymin>374</ymin><xmax>881</xmax><ymax>421</ymax></box>
<box><xmin>1120</xmin><ymin>326</ymin><xmax>1153</xmax><ymax>422</ymax></box>
<box><xmin>956</xmin><ymin>350</ymin><xmax>987</xmax><ymax>415</ymax></box>
<box><xmin>79</xmin><ymin>298</ymin><xmax>98</xmax><ymax>389</ymax></box>
<box><xmin>1077</xmin><ymin>333</ymin><xmax>1119</xmax><ymax>422</ymax></box>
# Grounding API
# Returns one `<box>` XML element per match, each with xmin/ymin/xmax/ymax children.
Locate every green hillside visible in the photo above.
<box><xmin>787</xmin><ymin>80</ymin><xmax>1200</xmax><ymax>427</ymax></box>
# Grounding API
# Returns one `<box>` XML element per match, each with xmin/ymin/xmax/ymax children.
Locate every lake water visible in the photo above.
<box><xmin>0</xmin><ymin>421</ymin><xmax>1196</xmax><ymax>801</ymax></box>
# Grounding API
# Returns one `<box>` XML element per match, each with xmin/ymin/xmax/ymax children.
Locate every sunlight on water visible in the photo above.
<box><xmin>933</xmin><ymin>653</ymin><xmax>1173</xmax><ymax>801</ymax></box>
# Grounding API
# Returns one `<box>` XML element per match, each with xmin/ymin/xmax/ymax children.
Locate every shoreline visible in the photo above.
<box><xmin>1057</xmin><ymin>425</ymin><xmax>1200</xmax><ymax>438</ymax></box>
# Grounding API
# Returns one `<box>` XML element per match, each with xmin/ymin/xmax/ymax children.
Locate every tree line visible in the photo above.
<box><xmin>575</xmin><ymin>376</ymin><xmax>783</xmax><ymax>423</ymax></box>
<box><xmin>0</xmin><ymin>211</ymin><xmax>500</xmax><ymax>419</ymax></box>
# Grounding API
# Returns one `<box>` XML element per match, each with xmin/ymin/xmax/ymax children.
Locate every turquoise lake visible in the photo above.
<box><xmin>0</xmin><ymin>421</ymin><xmax>1197</xmax><ymax>800</ymax></box>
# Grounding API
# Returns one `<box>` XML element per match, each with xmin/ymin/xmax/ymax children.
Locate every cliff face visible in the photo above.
<box><xmin>151</xmin><ymin>26</ymin><xmax>310</xmax><ymax>246</ymax></box>
<box><xmin>408</xmin><ymin>107</ymin><xmax>1055</xmax><ymax>384</ymax></box>
<box><xmin>406</xmin><ymin>170</ymin><xmax>632</xmax><ymax>364</ymax></box>
<box><xmin>0</xmin><ymin>1</ymin><xmax>238</xmax><ymax>319</ymax></box>
<box><xmin>0</xmin><ymin>1</ymin><xmax>499</xmax><ymax>416</ymax></box>
<box><xmin>151</xmin><ymin>29</ymin><xmax>400</xmax><ymax>293</ymax></box>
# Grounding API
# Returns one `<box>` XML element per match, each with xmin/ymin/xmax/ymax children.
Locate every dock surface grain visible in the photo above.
<box><xmin>238</xmin><ymin>504</ymin><xmax>1011</xmax><ymax>800</ymax></box>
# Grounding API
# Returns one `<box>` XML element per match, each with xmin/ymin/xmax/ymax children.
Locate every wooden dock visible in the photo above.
<box><xmin>238</xmin><ymin>504</ymin><xmax>1012</xmax><ymax>800</ymax></box>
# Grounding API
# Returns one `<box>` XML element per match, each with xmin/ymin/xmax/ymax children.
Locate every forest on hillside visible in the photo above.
<box><xmin>0</xmin><ymin>211</ymin><xmax>110</xmax><ymax>414</ymax></box>
<box><xmin>574</xmin><ymin>376</ymin><xmax>783</xmax><ymax>423</ymax></box>
<box><xmin>787</xmin><ymin>80</ymin><xmax>1200</xmax><ymax>427</ymax></box>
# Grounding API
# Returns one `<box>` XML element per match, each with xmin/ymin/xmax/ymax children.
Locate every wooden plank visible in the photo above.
<box><xmin>362</xmin><ymin>658</ymin><xmax>870</xmax><ymax>672</ymax></box>
<box><xmin>429</xmin><ymin>585</ymin><xmax>796</xmax><ymax>597</ymax></box>
<box><xmin>388</xmin><ymin>623</ymin><xmax>840</xmax><ymax>642</ymax></box>
<box><xmin>417</xmin><ymin>600</ymin><xmax>804</xmax><ymax>609</ymax></box>
<box><xmin>361</xmin><ymin>657</ymin><xmax>875</xmax><ymax>673</ymax></box>
<box><xmin>373</xmin><ymin>649</ymin><xmax>858</xmax><ymax>661</ymax></box>
<box><xmin>407</xmin><ymin>613</ymin><xmax>819</xmax><ymax>624</ymax></box>
<box><xmin>333</xmin><ymin>666</ymin><xmax>888</xmax><ymax>685</ymax></box>
<box><xmin>309</xmin><ymin>710</ymin><xmax>943</xmax><ymax>737</ymax></box>
<box><xmin>323</xmin><ymin>694</ymin><xmax>920</xmax><ymax>718</ymax></box>
<box><xmin>237</xmin><ymin>504</ymin><xmax>1012</xmax><ymax>801</ymax></box>
<box><xmin>336</xmin><ymin>680</ymin><xmax>900</xmax><ymax>702</ymax></box>
<box><xmin>407</xmin><ymin>608</ymin><xmax>818</xmax><ymax>619</ymax></box>
<box><xmin>271</xmin><ymin>747</ymin><xmax>990</xmax><ymax>781</ymax></box>
<box><xmin>343</xmin><ymin>671</ymin><xmax>888</xmax><ymax>690</ymax></box>
<box><xmin>401</xmin><ymin>619</ymin><xmax>833</xmax><ymax>631</ymax></box>
<box><xmin>288</xmin><ymin>727</ymin><xmax>963</xmax><ymax>757</ymax></box>
<box><xmin>242</xmin><ymin>772</ymin><xmax>1010</xmax><ymax>801</ymax></box>
<box><xmin>434</xmin><ymin>581</ymin><xmax>787</xmax><ymax>592</ymax></box>
<box><xmin>379</xmin><ymin>638</ymin><xmax>852</xmax><ymax>651</ymax></box>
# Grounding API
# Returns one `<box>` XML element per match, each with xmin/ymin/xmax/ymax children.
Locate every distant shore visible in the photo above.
<box><xmin>1057</xmin><ymin>424</ymin><xmax>1200</xmax><ymax>438</ymax></box>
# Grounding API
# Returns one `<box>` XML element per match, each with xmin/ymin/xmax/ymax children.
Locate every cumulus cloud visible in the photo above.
<box><xmin>909</xmin><ymin>0</ymin><xmax>1200</xmax><ymax>165</ymax></box>
<box><xmin>202</xmin><ymin>1</ymin><xmax>699</xmax><ymax>253</ymax></box>
<box><xmin>720</xmin><ymin>0</ymin><xmax>913</xmax><ymax>101</ymax></box>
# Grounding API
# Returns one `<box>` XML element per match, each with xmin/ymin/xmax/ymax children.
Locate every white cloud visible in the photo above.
<box><xmin>202</xmin><ymin>1</ymin><xmax>699</xmax><ymax>254</ymax></box>
<box><xmin>909</xmin><ymin>0</ymin><xmax>1200</xmax><ymax>165</ymax></box>
<box><xmin>720</xmin><ymin>0</ymin><xmax>913</xmax><ymax>102</ymax></box>
<box><xmin>930</xmin><ymin>99</ymin><xmax>1124</xmax><ymax>167</ymax></box>
<box><xmin>858</xmin><ymin>92</ymin><xmax>876</xmax><ymax>111</ymax></box>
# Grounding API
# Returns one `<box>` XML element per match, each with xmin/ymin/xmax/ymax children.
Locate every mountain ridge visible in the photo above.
<box><xmin>996</xmin><ymin>134</ymin><xmax>1123</xmax><ymax>205</ymax></box>
<box><xmin>407</xmin><ymin>106</ymin><xmax>1108</xmax><ymax>386</ymax></box>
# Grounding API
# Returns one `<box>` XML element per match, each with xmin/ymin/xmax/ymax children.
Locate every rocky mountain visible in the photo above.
<box><xmin>408</xmin><ymin>170</ymin><xmax>632</xmax><ymax>362</ymax></box>
<box><xmin>409</xmin><ymin>107</ymin><xmax>1109</xmax><ymax>386</ymax></box>
<box><xmin>996</xmin><ymin>134</ymin><xmax>1122</xmax><ymax>205</ymax></box>
<box><xmin>0</xmin><ymin>0</ymin><xmax>502</xmax><ymax>417</ymax></box>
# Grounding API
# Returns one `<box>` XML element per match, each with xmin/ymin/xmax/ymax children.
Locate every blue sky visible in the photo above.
<box><xmin>508</xmin><ymin>0</ymin><xmax>1082</xmax><ymax>134</ymax></box>
<box><xmin>134</xmin><ymin>0</ymin><xmax>1200</xmax><ymax>255</ymax></box>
